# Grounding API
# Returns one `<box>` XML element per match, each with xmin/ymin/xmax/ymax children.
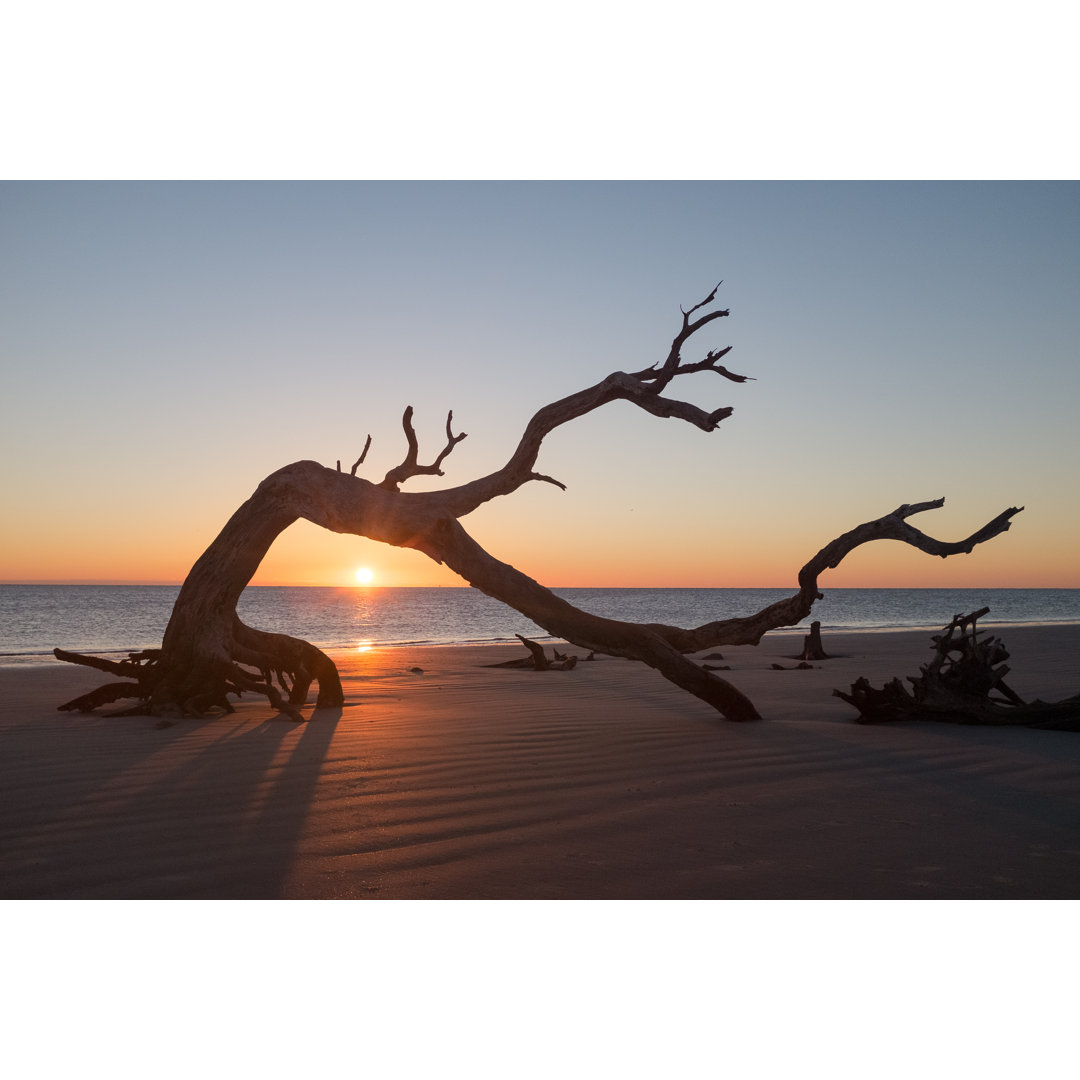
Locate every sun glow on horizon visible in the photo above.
<box><xmin>354</xmin><ymin>566</ymin><xmax>376</xmax><ymax>586</ymax></box>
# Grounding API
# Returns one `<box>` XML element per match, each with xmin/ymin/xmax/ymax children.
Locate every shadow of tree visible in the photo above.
<box><xmin>0</xmin><ymin>702</ymin><xmax>344</xmax><ymax>899</ymax></box>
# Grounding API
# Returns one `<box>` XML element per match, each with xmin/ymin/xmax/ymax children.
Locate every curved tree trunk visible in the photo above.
<box><xmin>55</xmin><ymin>287</ymin><xmax>1023</xmax><ymax>723</ymax></box>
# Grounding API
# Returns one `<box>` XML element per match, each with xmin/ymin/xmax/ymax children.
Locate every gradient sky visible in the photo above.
<box><xmin>2</xmin><ymin>181</ymin><xmax>1077</xmax><ymax>588</ymax></box>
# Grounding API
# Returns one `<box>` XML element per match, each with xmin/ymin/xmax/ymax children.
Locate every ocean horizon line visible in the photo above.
<box><xmin>4</xmin><ymin>582</ymin><xmax>1078</xmax><ymax>591</ymax></box>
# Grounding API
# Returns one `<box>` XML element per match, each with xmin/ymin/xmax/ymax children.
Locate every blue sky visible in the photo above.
<box><xmin>2</xmin><ymin>181</ymin><xmax>1077</xmax><ymax>585</ymax></box>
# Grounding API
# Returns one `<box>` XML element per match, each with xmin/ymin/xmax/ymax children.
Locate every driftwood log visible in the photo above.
<box><xmin>55</xmin><ymin>286</ymin><xmax>1023</xmax><ymax>723</ymax></box>
<box><xmin>485</xmin><ymin>635</ymin><xmax>589</xmax><ymax>671</ymax></box>
<box><xmin>834</xmin><ymin>609</ymin><xmax>1080</xmax><ymax>729</ymax></box>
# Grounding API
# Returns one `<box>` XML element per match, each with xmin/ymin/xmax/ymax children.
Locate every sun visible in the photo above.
<box><xmin>354</xmin><ymin>566</ymin><xmax>375</xmax><ymax>586</ymax></box>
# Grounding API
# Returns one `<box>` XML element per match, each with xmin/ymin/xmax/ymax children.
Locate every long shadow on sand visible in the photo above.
<box><xmin>0</xmin><ymin>703</ymin><xmax>343</xmax><ymax>899</ymax></box>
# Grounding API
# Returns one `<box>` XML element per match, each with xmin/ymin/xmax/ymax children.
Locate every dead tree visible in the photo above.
<box><xmin>834</xmin><ymin>609</ymin><xmax>1080</xmax><ymax>728</ymax></box>
<box><xmin>55</xmin><ymin>285</ymin><xmax>1023</xmax><ymax>723</ymax></box>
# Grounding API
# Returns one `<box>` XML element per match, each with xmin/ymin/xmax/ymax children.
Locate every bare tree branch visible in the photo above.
<box><xmin>379</xmin><ymin>408</ymin><xmax>468</xmax><ymax>491</ymax></box>
<box><xmin>636</xmin><ymin>500</ymin><xmax>1024</xmax><ymax>655</ymax></box>
<box><xmin>634</xmin><ymin>346</ymin><xmax>753</xmax><ymax>384</ymax></box>
<box><xmin>350</xmin><ymin>435</ymin><xmax>373</xmax><ymax>476</ymax></box>
<box><xmin>641</xmin><ymin>282</ymin><xmax>734</xmax><ymax>393</ymax></box>
<box><xmin>434</xmin><ymin>364</ymin><xmax>745</xmax><ymax>517</ymax></box>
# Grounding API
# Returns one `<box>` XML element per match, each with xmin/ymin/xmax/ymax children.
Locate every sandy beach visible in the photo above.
<box><xmin>2</xmin><ymin>625</ymin><xmax>1079</xmax><ymax>899</ymax></box>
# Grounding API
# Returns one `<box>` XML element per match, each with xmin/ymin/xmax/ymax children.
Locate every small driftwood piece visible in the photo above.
<box><xmin>834</xmin><ymin>609</ymin><xmax>1080</xmax><ymax>728</ymax></box>
<box><xmin>487</xmin><ymin>635</ymin><xmax>582</xmax><ymax>671</ymax></box>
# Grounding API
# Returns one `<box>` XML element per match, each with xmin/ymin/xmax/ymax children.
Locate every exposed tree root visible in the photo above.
<box><xmin>56</xmin><ymin>620</ymin><xmax>341</xmax><ymax>720</ymax></box>
<box><xmin>834</xmin><ymin>609</ymin><xmax>1080</xmax><ymax>729</ymax></box>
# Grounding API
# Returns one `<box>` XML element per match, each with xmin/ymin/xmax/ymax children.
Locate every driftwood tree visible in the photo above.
<box><xmin>56</xmin><ymin>286</ymin><xmax>1022</xmax><ymax>723</ymax></box>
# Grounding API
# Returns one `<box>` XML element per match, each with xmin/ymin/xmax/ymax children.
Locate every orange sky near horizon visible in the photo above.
<box><xmin>2</xmin><ymin>490</ymin><xmax>1070</xmax><ymax>589</ymax></box>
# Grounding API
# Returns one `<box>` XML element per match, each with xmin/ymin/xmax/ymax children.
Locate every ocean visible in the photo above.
<box><xmin>2</xmin><ymin>585</ymin><xmax>1079</xmax><ymax>667</ymax></box>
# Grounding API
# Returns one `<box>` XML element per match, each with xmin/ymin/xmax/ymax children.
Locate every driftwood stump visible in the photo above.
<box><xmin>797</xmin><ymin>621</ymin><xmax>830</xmax><ymax>661</ymax></box>
<box><xmin>834</xmin><ymin>609</ymin><xmax>1080</xmax><ymax>729</ymax></box>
